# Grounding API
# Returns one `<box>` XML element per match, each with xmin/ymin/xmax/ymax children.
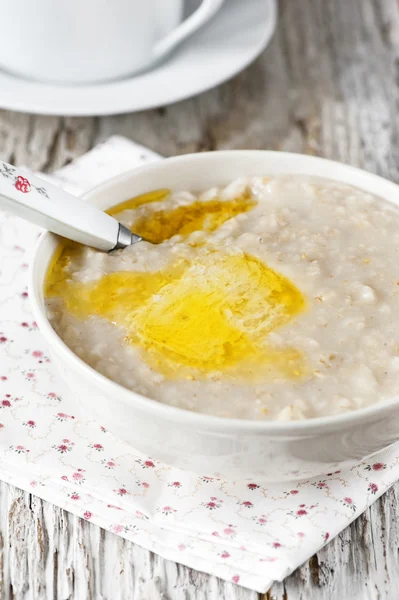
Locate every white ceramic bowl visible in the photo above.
<box><xmin>29</xmin><ymin>151</ymin><xmax>399</xmax><ymax>481</ymax></box>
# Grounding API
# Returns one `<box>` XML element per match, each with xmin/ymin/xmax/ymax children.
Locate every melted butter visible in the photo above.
<box><xmin>128</xmin><ymin>252</ymin><xmax>306</xmax><ymax>379</ymax></box>
<box><xmin>130</xmin><ymin>194</ymin><xmax>256</xmax><ymax>243</ymax></box>
<box><xmin>46</xmin><ymin>251</ymin><xmax>306</xmax><ymax>380</ymax></box>
<box><xmin>45</xmin><ymin>189</ymin><xmax>307</xmax><ymax>381</ymax></box>
<box><xmin>106</xmin><ymin>189</ymin><xmax>170</xmax><ymax>216</ymax></box>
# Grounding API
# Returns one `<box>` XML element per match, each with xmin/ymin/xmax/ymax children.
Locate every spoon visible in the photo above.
<box><xmin>0</xmin><ymin>160</ymin><xmax>143</xmax><ymax>251</ymax></box>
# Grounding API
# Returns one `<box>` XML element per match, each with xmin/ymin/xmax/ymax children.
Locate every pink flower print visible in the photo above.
<box><xmin>89</xmin><ymin>443</ymin><xmax>104</xmax><ymax>451</ymax></box>
<box><xmin>168</xmin><ymin>481</ymin><xmax>182</xmax><ymax>488</ymax></box>
<box><xmin>30</xmin><ymin>481</ymin><xmax>37</xmax><ymax>487</ymax></box>
<box><xmin>47</xmin><ymin>392</ymin><xmax>62</xmax><ymax>401</ymax></box>
<box><xmin>135</xmin><ymin>458</ymin><xmax>155</xmax><ymax>468</ymax></box>
<box><xmin>298</xmin><ymin>532</ymin><xmax>305</xmax><ymax>538</ymax></box>
<box><xmin>273</xmin><ymin>542</ymin><xmax>282</xmax><ymax>549</ymax></box>
<box><xmin>15</xmin><ymin>175</ymin><xmax>31</xmax><ymax>193</ymax></box>
<box><xmin>284</xmin><ymin>488</ymin><xmax>300</xmax><ymax>496</ymax></box>
<box><xmin>232</xmin><ymin>576</ymin><xmax>240</xmax><ymax>585</ymax></box>
<box><xmin>21</xmin><ymin>291</ymin><xmax>28</xmax><ymax>298</ymax></box>
<box><xmin>107</xmin><ymin>504</ymin><xmax>122</xmax><ymax>510</ymax></box>
<box><xmin>212</xmin><ymin>531</ymin><xmax>220</xmax><ymax>537</ymax></box>
<box><xmin>296</xmin><ymin>509</ymin><xmax>308</xmax><ymax>517</ymax></box>
<box><xmin>160</xmin><ymin>506</ymin><xmax>176</xmax><ymax>515</ymax></box>
<box><xmin>56</xmin><ymin>412</ymin><xmax>75</xmax><ymax>421</ymax></box>
<box><xmin>247</xmin><ymin>483</ymin><xmax>259</xmax><ymax>490</ymax></box>
<box><xmin>102</xmin><ymin>459</ymin><xmax>116</xmax><ymax>469</ymax></box>
<box><xmin>0</xmin><ymin>376</ymin><xmax>7</xmax><ymax>381</ymax></box>
<box><xmin>0</xmin><ymin>336</ymin><xmax>8</xmax><ymax>344</ymax></box>
<box><xmin>24</xmin><ymin>420</ymin><xmax>36</xmax><ymax>428</ymax></box>
<box><xmin>202</xmin><ymin>496</ymin><xmax>223</xmax><ymax>510</ymax></box>
<box><xmin>240</xmin><ymin>501</ymin><xmax>253</xmax><ymax>508</ymax></box>
<box><xmin>112</xmin><ymin>525</ymin><xmax>123</xmax><ymax>534</ymax></box>
<box><xmin>23</xmin><ymin>371</ymin><xmax>35</xmax><ymax>380</ymax></box>
<box><xmin>115</xmin><ymin>487</ymin><xmax>127</xmax><ymax>496</ymax></box>
<box><xmin>83</xmin><ymin>511</ymin><xmax>92</xmax><ymax>520</ymax></box>
<box><xmin>32</xmin><ymin>350</ymin><xmax>42</xmax><ymax>358</ymax></box>
<box><xmin>178</xmin><ymin>544</ymin><xmax>186</xmax><ymax>551</ymax></box>
<box><xmin>72</xmin><ymin>471</ymin><xmax>85</xmax><ymax>484</ymax></box>
<box><xmin>20</xmin><ymin>322</ymin><xmax>37</xmax><ymax>332</ymax></box>
<box><xmin>366</xmin><ymin>462</ymin><xmax>386</xmax><ymax>472</ymax></box>
<box><xmin>368</xmin><ymin>483</ymin><xmax>379</xmax><ymax>494</ymax></box>
<box><xmin>100</xmin><ymin>426</ymin><xmax>107</xmax><ymax>432</ymax></box>
<box><xmin>252</xmin><ymin>515</ymin><xmax>267</xmax><ymax>526</ymax></box>
<box><xmin>10</xmin><ymin>445</ymin><xmax>29</xmax><ymax>454</ymax></box>
<box><xmin>70</xmin><ymin>493</ymin><xmax>80</xmax><ymax>501</ymax></box>
<box><xmin>1</xmin><ymin>400</ymin><xmax>11</xmax><ymax>408</ymax></box>
<box><xmin>52</xmin><ymin>439</ymin><xmax>73</xmax><ymax>453</ymax></box>
<box><xmin>324</xmin><ymin>532</ymin><xmax>330</xmax><ymax>541</ymax></box>
<box><xmin>342</xmin><ymin>497</ymin><xmax>357</xmax><ymax>512</ymax></box>
<box><xmin>220</xmin><ymin>551</ymin><xmax>230</xmax><ymax>559</ymax></box>
<box><xmin>141</xmin><ymin>482</ymin><xmax>150</xmax><ymax>489</ymax></box>
<box><xmin>0</xmin><ymin>424</ymin><xmax>4</xmax><ymax>429</ymax></box>
<box><xmin>61</xmin><ymin>475</ymin><xmax>68</xmax><ymax>481</ymax></box>
<box><xmin>201</xmin><ymin>476</ymin><xmax>213</xmax><ymax>483</ymax></box>
<box><xmin>313</xmin><ymin>481</ymin><xmax>327</xmax><ymax>489</ymax></box>
<box><xmin>223</xmin><ymin>526</ymin><xmax>235</xmax><ymax>536</ymax></box>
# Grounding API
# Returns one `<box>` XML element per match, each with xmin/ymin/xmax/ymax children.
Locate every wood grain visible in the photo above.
<box><xmin>1</xmin><ymin>0</ymin><xmax>399</xmax><ymax>597</ymax></box>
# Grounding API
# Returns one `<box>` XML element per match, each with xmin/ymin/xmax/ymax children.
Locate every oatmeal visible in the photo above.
<box><xmin>45</xmin><ymin>176</ymin><xmax>399</xmax><ymax>420</ymax></box>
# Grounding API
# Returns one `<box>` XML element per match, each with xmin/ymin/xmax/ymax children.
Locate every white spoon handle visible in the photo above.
<box><xmin>0</xmin><ymin>160</ymin><xmax>138</xmax><ymax>251</ymax></box>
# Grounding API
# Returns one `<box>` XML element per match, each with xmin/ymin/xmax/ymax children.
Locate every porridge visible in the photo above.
<box><xmin>45</xmin><ymin>176</ymin><xmax>399</xmax><ymax>420</ymax></box>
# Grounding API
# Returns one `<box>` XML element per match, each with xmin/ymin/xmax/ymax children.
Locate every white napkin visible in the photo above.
<box><xmin>0</xmin><ymin>135</ymin><xmax>398</xmax><ymax>593</ymax></box>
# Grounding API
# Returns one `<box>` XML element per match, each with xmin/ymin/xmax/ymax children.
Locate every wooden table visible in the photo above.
<box><xmin>1</xmin><ymin>0</ymin><xmax>399</xmax><ymax>597</ymax></box>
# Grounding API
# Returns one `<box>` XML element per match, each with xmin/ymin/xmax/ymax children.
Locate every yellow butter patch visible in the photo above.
<box><xmin>129</xmin><ymin>253</ymin><xmax>305</xmax><ymax>378</ymax></box>
<box><xmin>46</xmin><ymin>252</ymin><xmax>306</xmax><ymax>380</ymax></box>
<box><xmin>106</xmin><ymin>189</ymin><xmax>170</xmax><ymax>216</ymax></box>
<box><xmin>131</xmin><ymin>195</ymin><xmax>256</xmax><ymax>243</ymax></box>
<box><xmin>45</xmin><ymin>190</ymin><xmax>307</xmax><ymax>381</ymax></box>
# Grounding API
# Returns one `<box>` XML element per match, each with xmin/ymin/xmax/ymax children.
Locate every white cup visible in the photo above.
<box><xmin>0</xmin><ymin>0</ymin><xmax>225</xmax><ymax>85</ymax></box>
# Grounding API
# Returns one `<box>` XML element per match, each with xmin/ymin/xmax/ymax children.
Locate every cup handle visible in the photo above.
<box><xmin>154</xmin><ymin>0</ymin><xmax>225</xmax><ymax>60</ymax></box>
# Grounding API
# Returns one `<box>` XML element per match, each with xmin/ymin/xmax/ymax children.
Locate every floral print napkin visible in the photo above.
<box><xmin>0</xmin><ymin>136</ymin><xmax>398</xmax><ymax>593</ymax></box>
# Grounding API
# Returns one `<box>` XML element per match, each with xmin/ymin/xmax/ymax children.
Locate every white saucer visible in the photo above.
<box><xmin>0</xmin><ymin>0</ymin><xmax>277</xmax><ymax>117</ymax></box>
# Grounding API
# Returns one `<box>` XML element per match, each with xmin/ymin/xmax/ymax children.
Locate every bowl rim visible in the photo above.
<box><xmin>29</xmin><ymin>149</ymin><xmax>399</xmax><ymax>435</ymax></box>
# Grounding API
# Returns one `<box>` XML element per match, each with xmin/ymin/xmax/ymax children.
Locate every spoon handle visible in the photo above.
<box><xmin>0</xmin><ymin>160</ymin><xmax>136</xmax><ymax>251</ymax></box>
